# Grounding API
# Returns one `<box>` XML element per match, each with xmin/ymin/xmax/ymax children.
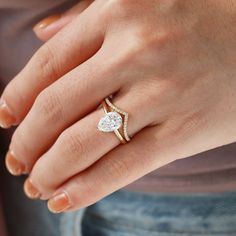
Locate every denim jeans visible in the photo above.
<box><xmin>61</xmin><ymin>191</ymin><xmax>236</xmax><ymax>236</ymax></box>
<box><xmin>2</xmin><ymin>170</ymin><xmax>236</xmax><ymax>236</ymax></box>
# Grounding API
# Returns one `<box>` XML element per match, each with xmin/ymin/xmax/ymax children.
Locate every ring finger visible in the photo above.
<box><xmin>24</xmin><ymin>89</ymin><xmax>160</xmax><ymax>199</ymax></box>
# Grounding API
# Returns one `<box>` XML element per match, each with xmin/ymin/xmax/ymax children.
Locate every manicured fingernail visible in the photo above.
<box><xmin>0</xmin><ymin>99</ymin><xmax>17</xmax><ymax>129</ymax></box>
<box><xmin>48</xmin><ymin>191</ymin><xmax>71</xmax><ymax>213</ymax></box>
<box><xmin>33</xmin><ymin>15</ymin><xmax>61</xmax><ymax>32</ymax></box>
<box><xmin>24</xmin><ymin>179</ymin><xmax>41</xmax><ymax>199</ymax></box>
<box><xmin>5</xmin><ymin>150</ymin><xmax>26</xmax><ymax>176</ymax></box>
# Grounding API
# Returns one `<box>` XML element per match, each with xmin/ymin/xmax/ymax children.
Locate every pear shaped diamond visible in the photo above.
<box><xmin>98</xmin><ymin>112</ymin><xmax>122</xmax><ymax>132</ymax></box>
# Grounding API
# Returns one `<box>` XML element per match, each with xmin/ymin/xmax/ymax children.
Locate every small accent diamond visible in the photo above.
<box><xmin>98</xmin><ymin>112</ymin><xmax>122</xmax><ymax>132</ymax></box>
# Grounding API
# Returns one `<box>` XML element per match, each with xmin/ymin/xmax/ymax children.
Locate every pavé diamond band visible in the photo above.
<box><xmin>97</xmin><ymin>97</ymin><xmax>130</xmax><ymax>144</ymax></box>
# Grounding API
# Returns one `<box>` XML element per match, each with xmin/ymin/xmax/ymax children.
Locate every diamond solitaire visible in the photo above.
<box><xmin>98</xmin><ymin>112</ymin><xmax>123</xmax><ymax>132</ymax></box>
<box><xmin>98</xmin><ymin>96</ymin><xmax>131</xmax><ymax>144</ymax></box>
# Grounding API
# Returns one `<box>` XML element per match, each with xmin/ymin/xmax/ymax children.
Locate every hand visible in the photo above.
<box><xmin>2</xmin><ymin>0</ymin><xmax>236</xmax><ymax>213</ymax></box>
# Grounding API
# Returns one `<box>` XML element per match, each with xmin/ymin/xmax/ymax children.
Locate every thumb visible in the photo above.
<box><xmin>33</xmin><ymin>0</ymin><xmax>94</xmax><ymax>42</ymax></box>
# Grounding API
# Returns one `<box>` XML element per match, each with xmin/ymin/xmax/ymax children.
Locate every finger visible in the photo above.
<box><xmin>47</xmin><ymin>125</ymin><xmax>169</xmax><ymax>213</ymax></box>
<box><xmin>23</xmin><ymin>89</ymin><xmax>161</xmax><ymax>199</ymax></box>
<box><xmin>34</xmin><ymin>0</ymin><xmax>94</xmax><ymax>42</ymax></box>
<box><xmin>46</xmin><ymin>114</ymin><xmax>210</xmax><ymax>213</ymax></box>
<box><xmin>6</xmin><ymin>27</ymin><xmax>167</xmax><ymax>177</ymax></box>
<box><xmin>0</xmin><ymin>0</ymin><xmax>105</xmax><ymax>128</ymax></box>
<box><xmin>6</xmin><ymin>50</ymin><xmax>119</xmax><ymax>175</ymax></box>
<box><xmin>47</xmin><ymin>105</ymin><xmax>221</xmax><ymax>213</ymax></box>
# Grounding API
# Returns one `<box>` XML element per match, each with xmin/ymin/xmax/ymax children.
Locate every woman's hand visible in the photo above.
<box><xmin>2</xmin><ymin>0</ymin><xmax>236</xmax><ymax>213</ymax></box>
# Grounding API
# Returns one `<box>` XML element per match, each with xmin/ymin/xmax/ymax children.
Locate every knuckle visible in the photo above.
<box><xmin>135</xmin><ymin>31</ymin><xmax>173</xmax><ymax>56</ymax></box>
<box><xmin>71</xmin><ymin>176</ymin><xmax>99</xmax><ymax>207</ymax></box>
<box><xmin>33</xmin><ymin>44</ymin><xmax>59</xmax><ymax>79</ymax></box>
<box><xmin>58</xmin><ymin>130</ymin><xmax>88</xmax><ymax>162</ymax></box>
<box><xmin>105</xmin><ymin>0</ymin><xmax>135</xmax><ymax>20</ymax></box>
<box><xmin>103</xmin><ymin>157</ymin><xmax>130</xmax><ymax>179</ymax></box>
<box><xmin>108</xmin><ymin>0</ymin><xmax>134</xmax><ymax>11</ymax></box>
<box><xmin>34</xmin><ymin>89</ymin><xmax>64</xmax><ymax>123</ymax></box>
<box><xmin>78</xmin><ymin>175</ymin><xmax>96</xmax><ymax>196</ymax></box>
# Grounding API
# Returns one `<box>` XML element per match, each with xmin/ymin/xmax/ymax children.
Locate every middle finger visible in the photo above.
<box><xmin>6</xmin><ymin>51</ymin><xmax>121</xmax><ymax>175</ymax></box>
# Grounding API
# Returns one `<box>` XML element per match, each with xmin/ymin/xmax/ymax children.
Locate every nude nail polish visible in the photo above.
<box><xmin>48</xmin><ymin>192</ymin><xmax>71</xmax><ymax>213</ymax></box>
<box><xmin>24</xmin><ymin>179</ymin><xmax>41</xmax><ymax>199</ymax></box>
<box><xmin>5</xmin><ymin>150</ymin><xmax>26</xmax><ymax>176</ymax></box>
<box><xmin>0</xmin><ymin>99</ymin><xmax>16</xmax><ymax>129</ymax></box>
<box><xmin>33</xmin><ymin>15</ymin><xmax>61</xmax><ymax>32</ymax></box>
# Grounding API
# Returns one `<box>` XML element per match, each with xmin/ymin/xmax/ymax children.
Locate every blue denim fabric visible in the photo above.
<box><xmin>61</xmin><ymin>191</ymin><xmax>236</xmax><ymax>236</ymax></box>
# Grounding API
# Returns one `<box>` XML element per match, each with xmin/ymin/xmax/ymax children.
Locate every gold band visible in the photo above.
<box><xmin>102</xmin><ymin>100</ymin><xmax>127</xmax><ymax>144</ymax></box>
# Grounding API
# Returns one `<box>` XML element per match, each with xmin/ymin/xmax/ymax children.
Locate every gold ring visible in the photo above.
<box><xmin>97</xmin><ymin>97</ymin><xmax>130</xmax><ymax>144</ymax></box>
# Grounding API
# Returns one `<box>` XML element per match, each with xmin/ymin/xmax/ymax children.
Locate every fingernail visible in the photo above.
<box><xmin>5</xmin><ymin>150</ymin><xmax>26</xmax><ymax>176</ymax></box>
<box><xmin>0</xmin><ymin>99</ymin><xmax>17</xmax><ymax>129</ymax></box>
<box><xmin>33</xmin><ymin>15</ymin><xmax>61</xmax><ymax>32</ymax></box>
<box><xmin>24</xmin><ymin>179</ymin><xmax>41</xmax><ymax>199</ymax></box>
<box><xmin>48</xmin><ymin>191</ymin><xmax>71</xmax><ymax>213</ymax></box>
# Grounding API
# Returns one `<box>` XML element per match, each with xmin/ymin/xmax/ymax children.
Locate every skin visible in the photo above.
<box><xmin>2</xmin><ymin>0</ymin><xmax>236</xmax><ymax>211</ymax></box>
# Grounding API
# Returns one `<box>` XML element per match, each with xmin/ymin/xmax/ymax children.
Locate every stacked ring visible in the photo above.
<box><xmin>97</xmin><ymin>97</ymin><xmax>131</xmax><ymax>144</ymax></box>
